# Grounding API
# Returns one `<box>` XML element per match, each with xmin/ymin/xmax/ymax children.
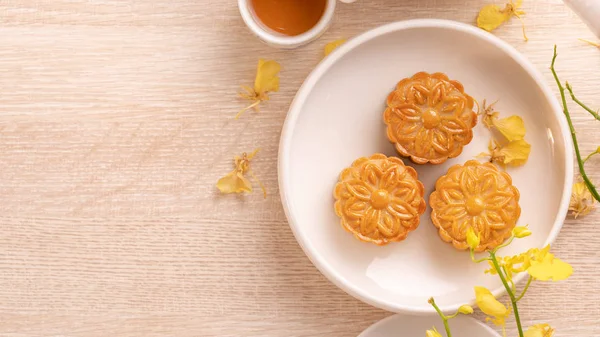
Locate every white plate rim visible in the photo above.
<box><xmin>278</xmin><ymin>19</ymin><xmax>574</xmax><ymax>314</ymax></box>
<box><xmin>357</xmin><ymin>313</ymin><xmax>502</xmax><ymax>337</ymax></box>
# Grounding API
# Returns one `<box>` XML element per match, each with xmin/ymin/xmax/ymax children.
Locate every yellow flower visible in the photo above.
<box><xmin>425</xmin><ymin>328</ymin><xmax>442</xmax><ymax>337</ymax></box>
<box><xmin>466</xmin><ymin>227</ymin><xmax>480</xmax><ymax>251</ymax></box>
<box><xmin>489</xmin><ymin>245</ymin><xmax>573</xmax><ymax>281</ymax></box>
<box><xmin>524</xmin><ymin>324</ymin><xmax>555</xmax><ymax>337</ymax></box>
<box><xmin>216</xmin><ymin>149</ymin><xmax>266</xmax><ymax>198</ymax></box>
<box><xmin>512</xmin><ymin>225</ymin><xmax>532</xmax><ymax>238</ymax></box>
<box><xmin>236</xmin><ymin>59</ymin><xmax>281</xmax><ymax>119</ymax></box>
<box><xmin>484</xmin><ymin>139</ymin><xmax>531</xmax><ymax>167</ymax></box>
<box><xmin>458</xmin><ymin>304</ymin><xmax>474</xmax><ymax>315</ymax></box>
<box><xmin>477</xmin><ymin>0</ymin><xmax>527</xmax><ymax>41</ymax></box>
<box><xmin>569</xmin><ymin>181</ymin><xmax>595</xmax><ymax>218</ymax></box>
<box><xmin>474</xmin><ymin>286</ymin><xmax>509</xmax><ymax>327</ymax></box>
<box><xmin>527</xmin><ymin>248</ymin><xmax>573</xmax><ymax>281</ymax></box>
<box><xmin>324</xmin><ymin>39</ymin><xmax>346</xmax><ymax>56</ymax></box>
<box><xmin>486</xmin><ymin>248</ymin><xmax>536</xmax><ymax>280</ymax></box>
<box><xmin>481</xmin><ymin>99</ymin><xmax>526</xmax><ymax>142</ymax></box>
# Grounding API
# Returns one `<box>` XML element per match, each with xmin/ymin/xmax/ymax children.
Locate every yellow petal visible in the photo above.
<box><xmin>524</xmin><ymin>324</ymin><xmax>555</xmax><ymax>337</ymax></box>
<box><xmin>477</xmin><ymin>4</ymin><xmax>511</xmax><ymax>32</ymax></box>
<box><xmin>497</xmin><ymin>250</ymin><xmax>533</xmax><ymax>275</ymax></box>
<box><xmin>569</xmin><ymin>181</ymin><xmax>595</xmax><ymax>218</ymax></box>
<box><xmin>324</xmin><ymin>39</ymin><xmax>346</xmax><ymax>56</ymax></box>
<box><xmin>498</xmin><ymin>139</ymin><xmax>531</xmax><ymax>166</ymax></box>
<box><xmin>425</xmin><ymin>328</ymin><xmax>443</xmax><ymax>337</ymax></box>
<box><xmin>484</xmin><ymin>260</ymin><xmax>498</xmax><ymax>275</ymax></box>
<box><xmin>492</xmin><ymin>115</ymin><xmax>526</xmax><ymax>141</ymax></box>
<box><xmin>537</xmin><ymin>245</ymin><xmax>551</xmax><ymax>259</ymax></box>
<box><xmin>512</xmin><ymin>225</ymin><xmax>532</xmax><ymax>238</ymax></box>
<box><xmin>254</xmin><ymin>59</ymin><xmax>281</xmax><ymax>94</ymax></box>
<box><xmin>216</xmin><ymin>171</ymin><xmax>253</xmax><ymax>194</ymax></box>
<box><xmin>573</xmin><ymin>181</ymin><xmax>587</xmax><ymax>196</ymax></box>
<box><xmin>474</xmin><ymin>286</ymin><xmax>508</xmax><ymax>319</ymax></box>
<box><xmin>527</xmin><ymin>253</ymin><xmax>573</xmax><ymax>281</ymax></box>
<box><xmin>466</xmin><ymin>227</ymin><xmax>480</xmax><ymax>250</ymax></box>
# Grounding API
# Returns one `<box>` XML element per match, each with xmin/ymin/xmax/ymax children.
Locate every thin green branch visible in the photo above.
<box><xmin>516</xmin><ymin>276</ymin><xmax>533</xmax><ymax>302</ymax></box>
<box><xmin>584</xmin><ymin>151</ymin><xmax>599</xmax><ymax>164</ymax></box>
<box><xmin>470</xmin><ymin>249</ymin><xmax>491</xmax><ymax>263</ymax></box>
<box><xmin>566</xmin><ymin>82</ymin><xmax>600</xmax><ymax>121</ymax></box>
<box><xmin>493</xmin><ymin>236</ymin><xmax>515</xmax><ymax>253</ymax></box>
<box><xmin>429</xmin><ymin>298</ymin><xmax>452</xmax><ymax>337</ymax></box>
<box><xmin>490</xmin><ymin>251</ymin><xmax>524</xmax><ymax>337</ymax></box>
<box><xmin>551</xmin><ymin>45</ymin><xmax>600</xmax><ymax>202</ymax></box>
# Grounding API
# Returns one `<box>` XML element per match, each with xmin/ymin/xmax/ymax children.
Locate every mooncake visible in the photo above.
<box><xmin>429</xmin><ymin>160</ymin><xmax>521</xmax><ymax>252</ymax></box>
<box><xmin>333</xmin><ymin>153</ymin><xmax>426</xmax><ymax>245</ymax></box>
<box><xmin>383</xmin><ymin>72</ymin><xmax>478</xmax><ymax>164</ymax></box>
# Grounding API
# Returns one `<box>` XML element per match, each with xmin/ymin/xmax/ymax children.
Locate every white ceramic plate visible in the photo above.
<box><xmin>358</xmin><ymin>314</ymin><xmax>501</xmax><ymax>337</ymax></box>
<box><xmin>278</xmin><ymin>19</ymin><xmax>573</xmax><ymax>313</ymax></box>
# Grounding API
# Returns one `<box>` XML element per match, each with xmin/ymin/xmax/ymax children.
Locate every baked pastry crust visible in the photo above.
<box><xmin>384</xmin><ymin>72</ymin><xmax>477</xmax><ymax>164</ymax></box>
<box><xmin>429</xmin><ymin>160</ymin><xmax>521</xmax><ymax>252</ymax></box>
<box><xmin>334</xmin><ymin>154</ymin><xmax>426</xmax><ymax>245</ymax></box>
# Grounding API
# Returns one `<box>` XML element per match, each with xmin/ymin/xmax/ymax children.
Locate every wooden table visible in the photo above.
<box><xmin>0</xmin><ymin>0</ymin><xmax>598</xmax><ymax>336</ymax></box>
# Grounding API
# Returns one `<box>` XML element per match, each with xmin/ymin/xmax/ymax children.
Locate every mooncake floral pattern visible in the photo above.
<box><xmin>384</xmin><ymin>72</ymin><xmax>478</xmax><ymax>164</ymax></box>
<box><xmin>429</xmin><ymin>160</ymin><xmax>521</xmax><ymax>252</ymax></box>
<box><xmin>334</xmin><ymin>154</ymin><xmax>426</xmax><ymax>245</ymax></box>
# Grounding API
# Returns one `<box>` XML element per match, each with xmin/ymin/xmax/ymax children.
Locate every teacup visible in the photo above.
<box><xmin>238</xmin><ymin>0</ymin><xmax>337</xmax><ymax>49</ymax></box>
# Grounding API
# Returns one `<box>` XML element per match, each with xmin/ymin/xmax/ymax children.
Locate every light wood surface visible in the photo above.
<box><xmin>0</xmin><ymin>0</ymin><xmax>599</xmax><ymax>336</ymax></box>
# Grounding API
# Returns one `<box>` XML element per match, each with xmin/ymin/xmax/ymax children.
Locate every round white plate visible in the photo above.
<box><xmin>278</xmin><ymin>19</ymin><xmax>573</xmax><ymax>313</ymax></box>
<box><xmin>358</xmin><ymin>314</ymin><xmax>501</xmax><ymax>337</ymax></box>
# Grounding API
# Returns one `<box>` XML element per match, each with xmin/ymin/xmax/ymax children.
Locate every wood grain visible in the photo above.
<box><xmin>0</xmin><ymin>0</ymin><xmax>598</xmax><ymax>336</ymax></box>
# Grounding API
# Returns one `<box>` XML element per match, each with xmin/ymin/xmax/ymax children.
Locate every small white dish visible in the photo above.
<box><xmin>278</xmin><ymin>19</ymin><xmax>573</xmax><ymax>313</ymax></box>
<box><xmin>358</xmin><ymin>314</ymin><xmax>501</xmax><ymax>337</ymax></box>
<box><xmin>238</xmin><ymin>0</ymin><xmax>336</xmax><ymax>49</ymax></box>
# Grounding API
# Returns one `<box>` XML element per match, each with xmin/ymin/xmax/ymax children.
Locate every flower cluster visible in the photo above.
<box><xmin>479</xmin><ymin>100</ymin><xmax>531</xmax><ymax>167</ymax></box>
<box><xmin>429</xmin><ymin>226</ymin><xmax>573</xmax><ymax>337</ymax></box>
<box><xmin>216</xmin><ymin>149</ymin><xmax>266</xmax><ymax>198</ymax></box>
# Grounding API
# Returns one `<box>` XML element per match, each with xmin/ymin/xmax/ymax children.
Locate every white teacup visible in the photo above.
<box><xmin>238</xmin><ymin>0</ymin><xmax>337</xmax><ymax>49</ymax></box>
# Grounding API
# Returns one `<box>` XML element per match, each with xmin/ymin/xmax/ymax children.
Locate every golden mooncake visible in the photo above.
<box><xmin>334</xmin><ymin>153</ymin><xmax>426</xmax><ymax>245</ymax></box>
<box><xmin>429</xmin><ymin>160</ymin><xmax>521</xmax><ymax>252</ymax></box>
<box><xmin>383</xmin><ymin>72</ymin><xmax>478</xmax><ymax>165</ymax></box>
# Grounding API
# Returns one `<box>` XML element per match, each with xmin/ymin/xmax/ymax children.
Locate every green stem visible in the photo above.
<box><xmin>516</xmin><ymin>276</ymin><xmax>533</xmax><ymax>302</ymax></box>
<box><xmin>493</xmin><ymin>236</ymin><xmax>515</xmax><ymax>253</ymax></box>
<box><xmin>470</xmin><ymin>249</ymin><xmax>491</xmax><ymax>263</ymax></box>
<box><xmin>551</xmin><ymin>46</ymin><xmax>600</xmax><ymax>202</ymax></box>
<box><xmin>490</xmin><ymin>251</ymin><xmax>524</xmax><ymax>337</ymax></box>
<box><xmin>446</xmin><ymin>312</ymin><xmax>459</xmax><ymax>320</ymax></box>
<box><xmin>502</xmin><ymin>266</ymin><xmax>516</xmax><ymax>293</ymax></box>
<box><xmin>584</xmin><ymin>151</ymin><xmax>599</xmax><ymax>164</ymax></box>
<box><xmin>566</xmin><ymin>82</ymin><xmax>600</xmax><ymax>121</ymax></box>
<box><xmin>430</xmin><ymin>298</ymin><xmax>452</xmax><ymax>337</ymax></box>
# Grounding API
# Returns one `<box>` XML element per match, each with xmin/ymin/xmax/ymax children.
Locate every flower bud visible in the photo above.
<box><xmin>466</xmin><ymin>227</ymin><xmax>480</xmax><ymax>250</ymax></box>
<box><xmin>425</xmin><ymin>328</ymin><xmax>442</xmax><ymax>337</ymax></box>
<box><xmin>512</xmin><ymin>226</ymin><xmax>532</xmax><ymax>238</ymax></box>
<box><xmin>458</xmin><ymin>304</ymin><xmax>474</xmax><ymax>315</ymax></box>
